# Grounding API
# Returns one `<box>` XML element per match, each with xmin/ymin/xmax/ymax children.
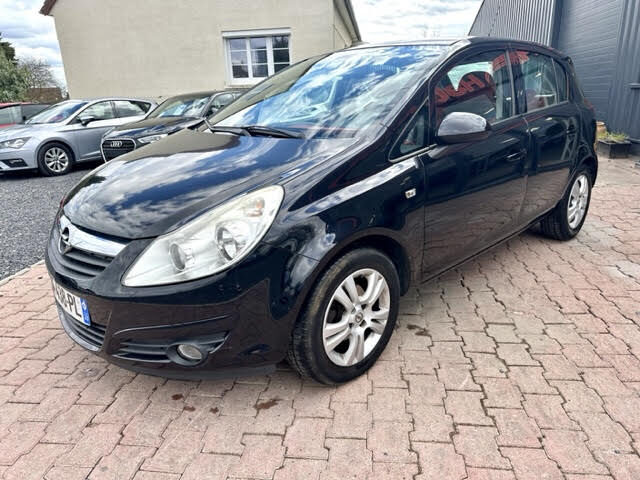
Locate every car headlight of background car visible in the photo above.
<box><xmin>0</xmin><ymin>137</ymin><xmax>30</xmax><ymax>149</ymax></box>
<box><xmin>138</xmin><ymin>133</ymin><xmax>168</xmax><ymax>145</ymax></box>
<box><xmin>123</xmin><ymin>185</ymin><xmax>284</xmax><ymax>287</ymax></box>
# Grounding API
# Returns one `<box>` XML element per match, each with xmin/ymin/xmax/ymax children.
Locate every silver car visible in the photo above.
<box><xmin>0</xmin><ymin>98</ymin><xmax>155</xmax><ymax>176</ymax></box>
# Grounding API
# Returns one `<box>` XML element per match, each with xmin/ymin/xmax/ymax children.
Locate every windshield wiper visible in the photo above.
<box><xmin>243</xmin><ymin>125</ymin><xmax>304</xmax><ymax>139</ymax></box>
<box><xmin>202</xmin><ymin>118</ymin><xmax>250</xmax><ymax>136</ymax></box>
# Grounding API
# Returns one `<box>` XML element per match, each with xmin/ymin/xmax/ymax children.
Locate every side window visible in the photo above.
<box><xmin>392</xmin><ymin>104</ymin><xmax>428</xmax><ymax>158</ymax></box>
<box><xmin>79</xmin><ymin>101</ymin><xmax>115</xmax><ymax>121</ymax></box>
<box><xmin>515</xmin><ymin>51</ymin><xmax>559</xmax><ymax>111</ymax></box>
<box><xmin>0</xmin><ymin>106</ymin><xmax>21</xmax><ymax>124</ymax></box>
<box><xmin>113</xmin><ymin>100</ymin><xmax>148</xmax><ymax>117</ymax></box>
<box><xmin>553</xmin><ymin>60</ymin><xmax>568</xmax><ymax>102</ymax></box>
<box><xmin>434</xmin><ymin>50</ymin><xmax>513</xmax><ymax>128</ymax></box>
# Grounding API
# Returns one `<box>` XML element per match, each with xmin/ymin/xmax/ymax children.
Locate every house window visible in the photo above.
<box><xmin>224</xmin><ymin>30</ymin><xmax>291</xmax><ymax>84</ymax></box>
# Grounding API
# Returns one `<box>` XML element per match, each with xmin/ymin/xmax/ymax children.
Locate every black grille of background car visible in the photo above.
<box><xmin>113</xmin><ymin>332</ymin><xmax>228</xmax><ymax>363</ymax></box>
<box><xmin>53</xmin><ymin>228</ymin><xmax>115</xmax><ymax>280</ymax></box>
<box><xmin>57</xmin><ymin>307</ymin><xmax>106</xmax><ymax>350</ymax></box>
<box><xmin>102</xmin><ymin>139</ymin><xmax>136</xmax><ymax>160</ymax></box>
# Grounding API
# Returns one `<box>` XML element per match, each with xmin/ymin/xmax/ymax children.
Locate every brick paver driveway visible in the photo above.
<box><xmin>1</xmin><ymin>157</ymin><xmax>640</xmax><ymax>480</ymax></box>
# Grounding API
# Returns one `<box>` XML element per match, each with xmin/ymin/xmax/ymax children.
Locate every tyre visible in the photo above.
<box><xmin>287</xmin><ymin>248</ymin><xmax>400</xmax><ymax>384</ymax></box>
<box><xmin>38</xmin><ymin>143</ymin><xmax>73</xmax><ymax>176</ymax></box>
<box><xmin>540</xmin><ymin>166</ymin><xmax>593</xmax><ymax>240</ymax></box>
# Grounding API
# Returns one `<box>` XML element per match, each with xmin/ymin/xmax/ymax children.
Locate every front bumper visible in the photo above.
<box><xmin>45</xmin><ymin>222</ymin><xmax>318</xmax><ymax>378</ymax></box>
<box><xmin>0</xmin><ymin>146</ymin><xmax>37</xmax><ymax>171</ymax></box>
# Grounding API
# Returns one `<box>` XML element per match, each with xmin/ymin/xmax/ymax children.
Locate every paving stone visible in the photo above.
<box><xmin>56</xmin><ymin>423</ymin><xmax>122</xmax><ymax>468</ymax></box>
<box><xmin>501</xmin><ymin>447</ymin><xmax>563</xmax><ymax>480</ymax></box>
<box><xmin>331</xmin><ymin>374</ymin><xmax>371</xmax><ymax>403</ymax></box>
<box><xmin>603</xmin><ymin>396</ymin><xmax>640</xmax><ymax>433</ymax></box>
<box><xmin>284</xmin><ymin>418</ymin><xmax>330</xmax><ymax>460</ymax></box>
<box><xmin>230</xmin><ymin>434</ymin><xmax>285</xmax><ymax>479</ymax></box>
<box><xmin>413</xmin><ymin>442</ymin><xmax>466</xmax><ymax>480</ymax></box>
<box><xmin>367</xmin><ymin>462</ymin><xmax>418</xmax><ymax>479</ymax></box>
<box><xmin>121</xmin><ymin>407</ymin><xmax>179</xmax><ymax>448</ymax></box>
<box><xmin>367</xmin><ymin>421</ymin><xmax>416</xmax><ymax>464</ymax></box>
<box><xmin>44</xmin><ymin>466</ymin><xmax>93</xmax><ymax>480</ymax></box>
<box><xmin>293</xmin><ymin>386</ymin><xmax>334</xmax><ymax>418</ymax></box>
<box><xmin>368</xmin><ymin>387</ymin><xmax>409</xmax><ymax>422</ymax></box>
<box><xmin>327</xmin><ymin>401</ymin><xmax>370</xmax><ymax>439</ymax></box>
<box><xmin>405</xmin><ymin>374</ymin><xmax>446</xmax><ymax>405</ymax></box>
<box><xmin>438</xmin><ymin>364</ymin><xmax>481</xmax><ymax>391</ymax></box>
<box><xmin>202</xmin><ymin>415</ymin><xmax>253</xmax><ymax>455</ymax></box>
<box><xmin>478</xmin><ymin>377</ymin><xmax>523</xmax><ymax>409</ymax></box>
<box><xmin>569</xmin><ymin>411</ymin><xmax>633</xmax><ymax>453</ymax></box>
<box><xmin>453</xmin><ymin>426</ymin><xmax>510</xmax><ymax>469</ymax></box>
<box><xmin>523</xmin><ymin>394</ymin><xmax>579</xmax><ymax>430</ymax></box>
<box><xmin>508</xmin><ymin>366</ymin><xmax>556</xmax><ymax>394</ymax></box>
<box><xmin>0</xmin><ymin>422</ymin><xmax>45</xmax><ymax>465</ymax></box>
<box><xmin>2</xmin><ymin>443</ymin><xmax>70</xmax><ymax>480</ymax></box>
<box><xmin>465</xmin><ymin>468</ymin><xmax>516</xmax><ymax>480</ymax></box>
<box><xmin>274</xmin><ymin>458</ymin><xmax>326</xmax><ymax>480</ymax></box>
<box><xmin>322</xmin><ymin>438</ymin><xmax>372</xmax><ymax>480</ymax></box>
<box><xmin>445</xmin><ymin>391</ymin><xmax>492</xmax><ymax>426</ymax></box>
<box><xmin>550</xmin><ymin>381</ymin><xmax>604</xmax><ymax>412</ymax></box>
<box><xmin>582</xmin><ymin>368</ymin><xmax>633</xmax><ymax>396</ymax></box>
<box><xmin>181</xmin><ymin>453</ymin><xmax>238</xmax><ymax>480</ymax></box>
<box><xmin>490</xmin><ymin>408</ymin><xmax>542</xmax><ymax>448</ymax></box>
<box><xmin>43</xmin><ymin>404</ymin><xmax>103</xmax><ymax>443</ymax></box>
<box><xmin>595</xmin><ymin>450</ymin><xmax>640</xmax><ymax>480</ymax></box>
<box><xmin>407</xmin><ymin>403</ymin><xmax>453</xmax><ymax>442</ymax></box>
<box><xmin>542</xmin><ymin>430</ymin><xmax>608</xmax><ymax>475</ymax></box>
<box><xmin>88</xmin><ymin>445</ymin><xmax>155</xmax><ymax>480</ymax></box>
<box><xmin>140</xmin><ymin>429</ymin><xmax>203</xmax><ymax>474</ymax></box>
<box><xmin>535</xmin><ymin>354</ymin><xmax>581</xmax><ymax>380</ymax></box>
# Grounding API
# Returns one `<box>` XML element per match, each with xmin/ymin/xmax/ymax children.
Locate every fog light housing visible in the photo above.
<box><xmin>176</xmin><ymin>344</ymin><xmax>204</xmax><ymax>362</ymax></box>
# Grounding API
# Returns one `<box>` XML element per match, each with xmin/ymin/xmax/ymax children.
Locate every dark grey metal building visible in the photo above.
<box><xmin>470</xmin><ymin>0</ymin><xmax>640</xmax><ymax>150</ymax></box>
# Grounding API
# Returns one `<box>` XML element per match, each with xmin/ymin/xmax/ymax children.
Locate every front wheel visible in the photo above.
<box><xmin>540</xmin><ymin>167</ymin><xmax>592</xmax><ymax>240</ymax></box>
<box><xmin>38</xmin><ymin>143</ymin><xmax>73</xmax><ymax>176</ymax></box>
<box><xmin>287</xmin><ymin>248</ymin><xmax>400</xmax><ymax>384</ymax></box>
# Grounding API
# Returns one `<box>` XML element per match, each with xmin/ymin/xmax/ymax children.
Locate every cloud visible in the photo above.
<box><xmin>0</xmin><ymin>0</ymin><xmax>67</xmax><ymax>86</ymax></box>
<box><xmin>351</xmin><ymin>0</ymin><xmax>483</xmax><ymax>41</ymax></box>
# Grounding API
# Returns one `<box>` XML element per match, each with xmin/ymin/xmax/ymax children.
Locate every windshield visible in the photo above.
<box><xmin>148</xmin><ymin>95</ymin><xmax>212</xmax><ymax>118</ymax></box>
<box><xmin>211</xmin><ymin>45</ymin><xmax>448</xmax><ymax>138</ymax></box>
<box><xmin>26</xmin><ymin>101</ymin><xmax>87</xmax><ymax>124</ymax></box>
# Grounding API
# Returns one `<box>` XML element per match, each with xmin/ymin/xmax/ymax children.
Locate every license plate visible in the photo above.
<box><xmin>52</xmin><ymin>280</ymin><xmax>91</xmax><ymax>326</ymax></box>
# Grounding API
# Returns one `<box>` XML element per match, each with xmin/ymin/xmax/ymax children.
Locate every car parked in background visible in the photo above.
<box><xmin>0</xmin><ymin>98</ymin><xmax>155</xmax><ymax>176</ymax></box>
<box><xmin>0</xmin><ymin>102</ymin><xmax>51</xmax><ymax>128</ymax></box>
<box><xmin>101</xmin><ymin>90</ymin><xmax>245</xmax><ymax>160</ymax></box>
<box><xmin>47</xmin><ymin>38</ymin><xmax>596</xmax><ymax>383</ymax></box>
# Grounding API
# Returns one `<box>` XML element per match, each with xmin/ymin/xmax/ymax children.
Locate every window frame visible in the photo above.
<box><xmin>72</xmin><ymin>100</ymin><xmax>116</xmax><ymax>124</ymax></box>
<box><xmin>429</xmin><ymin>47</ymin><xmax>517</xmax><ymax>134</ymax></box>
<box><xmin>222</xmin><ymin>29</ymin><xmax>292</xmax><ymax>86</ymax></box>
<box><xmin>113</xmin><ymin>100</ymin><xmax>151</xmax><ymax>118</ymax></box>
<box><xmin>511</xmin><ymin>49</ymin><xmax>569</xmax><ymax>115</ymax></box>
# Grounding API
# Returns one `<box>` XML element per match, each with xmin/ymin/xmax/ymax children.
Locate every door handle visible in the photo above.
<box><xmin>505</xmin><ymin>150</ymin><xmax>526</xmax><ymax>162</ymax></box>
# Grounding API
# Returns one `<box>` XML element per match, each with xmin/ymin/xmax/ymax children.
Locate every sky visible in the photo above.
<box><xmin>0</xmin><ymin>0</ymin><xmax>483</xmax><ymax>89</ymax></box>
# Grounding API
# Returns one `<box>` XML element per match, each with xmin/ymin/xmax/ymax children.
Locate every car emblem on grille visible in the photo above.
<box><xmin>110</xmin><ymin>140</ymin><xmax>123</xmax><ymax>148</ymax></box>
<box><xmin>59</xmin><ymin>227</ymin><xmax>72</xmax><ymax>255</ymax></box>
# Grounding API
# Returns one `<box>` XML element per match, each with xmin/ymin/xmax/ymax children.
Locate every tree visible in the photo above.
<box><xmin>19</xmin><ymin>57</ymin><xmax>60</xmax><ymax>90</ymax></box>
<box><xmin>0</xmin><ymin>49</ymin><xmax>28</xmax><ymax>102</ymax></box>
<box><xmin>0</xmin><ymin>33</ymin><xmax>17</xmax><ymax>64</ymax></box>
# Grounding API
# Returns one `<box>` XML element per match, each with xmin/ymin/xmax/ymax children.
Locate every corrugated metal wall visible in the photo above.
<box><xmin>607</xmin><ymin>0</ymin><xmax>640</xmax><ymax>140</ymax></box>
<box><xmin>469</xmin><ymin>0</ymin><xmax>556</xmax><ymax>44</ymax></box>
<box><xmin>555</xmin><ymin>0</ymin><xmax>623</xmax><ymax>125</ymax></box>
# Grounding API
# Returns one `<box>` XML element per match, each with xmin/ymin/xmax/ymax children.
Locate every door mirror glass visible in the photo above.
<box><xmin>79</xmin><ymin>115</ymin><xmax>97</xmax><ymax>126</ymax></box>
<box><xmin>437</xmin><ymin>111</ymin><xmax>491</xmax><ymax>144</ymax></box>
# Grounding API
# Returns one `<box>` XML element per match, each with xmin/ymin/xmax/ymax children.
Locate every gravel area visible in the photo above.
<box><xmin>0</xmin><ymin>162</ymin><xmax>102</xmax><ymax>279</ymax></box>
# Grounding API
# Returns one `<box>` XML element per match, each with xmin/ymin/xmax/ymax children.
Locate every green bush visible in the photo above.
<box><xmin>0</xmin><ymin>49</ymin><xmax>29</xmax><ymax>102</ymax></box>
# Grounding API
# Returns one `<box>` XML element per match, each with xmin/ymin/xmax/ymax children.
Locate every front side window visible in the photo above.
<box><xmin>0</xmin><ymin>106</ymin><xmax>21</xmax><ymax>124</ymax></box>
<box><xmin>226</xmin><ymin>33</ymin><xmax>291</xmax><ymax>83</ymax></box>
<box><xmin>26</xmin><ymin>100</ymin><xmax>87</xmax><ymax>124</ymax></box>
<box><xmin>434</xmin><ymin>50</ymin><xmax>513</xmax><ymax>128</ymax></box>
<box><xmin>79</xmin><ymin>101</ymin><xmax>115</xmax><ymax>121</ymax></box>
<box><xmin>113</xmin><ymin>100</ymin><xmax>149</xmax><ymax>117</ymax></box>
<box><xmin>515</xmin><ymin>51</ymin><xmax>559</xmax><ymax>112</ymax></box>
<box><xmin>212</xmin><ymin>44</ymin><xmax>449</xmax><ymax>139</ymax></box>
<box><xmin>148</xmin><ymin>95</ymin><xmax>211</xmax><ymax>118</ymax></box>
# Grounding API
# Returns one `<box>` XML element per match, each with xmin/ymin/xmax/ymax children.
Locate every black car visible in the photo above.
<box><xmin>47</xmin><ymin>38</ymin><xmax>597</xmax><ymax>384</ymax></box>
<box><xmin>100</xmin><ymin>90</ymin><xmax>244</xmax><ymax>160</ymax></box>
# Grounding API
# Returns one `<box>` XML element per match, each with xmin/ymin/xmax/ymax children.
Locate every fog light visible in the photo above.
<box><xmin>176</xmin><ymin>344</ymin><xmax>203</xmax><ymax>362</ymax></box>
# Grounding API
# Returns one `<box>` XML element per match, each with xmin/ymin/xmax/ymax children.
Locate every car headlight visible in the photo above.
<box><xmin>138</xmin><ymin>133</ymin><xmax>168</xmax><ymax>144</ymax></box>
<box><xmin>0</xmin><ymin>137</ymin><xmax>30</xmax><ymax>149</ymax></box>
<box><xmin>122</xmin><ymin>185</ymin><xmax>284</xmax><ymax>287</ymax></box>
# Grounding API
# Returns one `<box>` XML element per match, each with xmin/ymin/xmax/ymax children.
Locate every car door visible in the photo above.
<box><xmin>67</xmin><ymin>101</ymin><xmax>118</xmax><ymax>160</ymax></box>
<box><xmin>511</xmin><ymin>50</ymin><xmax>580</xmax><ymax>223</ymax></box>
<box><xmin>421</xmin><ymin>48</ymin><xmax>529</xmax><ymax>279</ymax></box>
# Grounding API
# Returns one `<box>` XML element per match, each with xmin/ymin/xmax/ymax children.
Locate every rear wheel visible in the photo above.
<box><xmin>540</xmin><ymin>167</ymin><xmax>592</xmax><ymax>240</ymax></box>
<box><xmin>287</xmin><ymin>248</ymin><xmax>400</xmax><ymax>384</ymax></box>
<box><xmin>38</xmin><ymin>143</ymin><xmax>73</xmax><ymax>176</ymax></box>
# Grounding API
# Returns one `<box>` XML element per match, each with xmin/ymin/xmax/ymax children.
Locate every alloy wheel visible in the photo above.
<box><xmin>322</xmin><ymin>268</ymin><xmax>390</xmax><ymax>367</ymax></box>
<box><xmin>567</xmin><ymin>173</ymin><xmax>589</xmax><ymax>229</ymax></box>
<box><xmin>44</xmin><ymin>147</ymin><xmax>69</xmax><ymax>173</ymax></box>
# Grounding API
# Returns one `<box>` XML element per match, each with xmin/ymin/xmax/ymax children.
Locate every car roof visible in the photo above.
<box><xmin>347</xmin><ymin>36</ymin><xmax>565</xmax><ymax>59</ymax></box>
<box><xmin>75</xmin><ymin>97</ymin><xmax>156</xmax><ymax>104</ymax></box>
<box><xmin>0</xmin><ymin>102</ymin><xmax>35</xmax><ymax>107</ymax></box>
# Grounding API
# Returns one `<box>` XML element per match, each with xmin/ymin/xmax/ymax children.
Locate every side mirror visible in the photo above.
<box><xmin>437</xmin><ymin>112</ymin><xmax>491</xmax><ymax>144</ymax></box>
<box><xmin>79</xmin><ymin>116</ymin><xmax>97</xmax><ymax>126</ymax></box>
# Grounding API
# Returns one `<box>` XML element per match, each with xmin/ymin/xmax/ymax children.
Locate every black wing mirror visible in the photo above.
<box><xmin>437</xmin><ymin>112</ymin><xmax>491</xmax><ymax>144</ymax></box>
<box><xmin>79</xmin><ymin>115</ymin><xmax>97</xmax><ymax>126</ymax></box>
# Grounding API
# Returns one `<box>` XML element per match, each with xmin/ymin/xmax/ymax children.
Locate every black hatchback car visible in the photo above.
<box><xmin>46</xmin><ymin>38</ymin><xmax>597</xmax><ymax>384</ymax></box>
<box><xmin>100</xmin><ymin>90</ymin><xmax>244</xmax><ymax>160</ymax></box>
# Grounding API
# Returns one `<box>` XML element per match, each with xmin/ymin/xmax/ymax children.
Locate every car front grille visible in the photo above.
<box><xmin>58</xmin><ymin>306</ymin><xmax>106</xmax><ymax>351</ymax></box>
<box><xmin>113</xmin><ymin>332</ymin><xmax>228</xmax><ymax>363</ymax></box>
<box><xmin>53</xmin><ymin>215</ymin><xmax>127</xmax><ymax>280</ymax></box>
<box><xmin>102</xmin><ymin>138</ymin><xmax>136</xmax><ymax>160</ymax></box>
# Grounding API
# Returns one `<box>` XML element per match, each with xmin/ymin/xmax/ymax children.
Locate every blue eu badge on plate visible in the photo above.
<box><xmin>80</xmin><ymin>299</ymin><xmax>91</xmax><ymax>326</ymax></box>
